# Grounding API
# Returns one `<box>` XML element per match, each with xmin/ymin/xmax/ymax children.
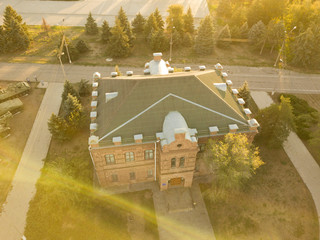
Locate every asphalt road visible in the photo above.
<box><xmin>0</xmin><ymin>62</ymin><xmax>320</xmax><ymax>94</ymax></box>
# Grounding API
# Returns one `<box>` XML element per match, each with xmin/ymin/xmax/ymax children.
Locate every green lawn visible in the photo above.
<box><xmin>24</xmin><ymin>92</ymin><xmax>158</xmax><ymax>240</ymax></box>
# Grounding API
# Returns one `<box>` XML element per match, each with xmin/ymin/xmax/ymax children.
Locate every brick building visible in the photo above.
<box><xmin>88</xmin><ymin>54</ymin><xmax>259</xmax><ymax>190</ymax></box>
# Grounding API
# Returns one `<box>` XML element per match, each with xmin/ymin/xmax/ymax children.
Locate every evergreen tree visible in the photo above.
<box><xmin>60</xmin><ymin>38</ymin><xmax>79</xmax><ymax>63</ymax></box>
<box><xmin>107</xmin><ymin>19</ymin><xmax>130</xmax><ymax>58</ymax></box>
<box><xmin>48</xmin><ymin>113</ymin><xmax>68</xmax><ymax>141</ymax></box>
<box><xmin>2</xmin><ymin>5</ymin><xmax>30</xmax><ymax>53</ymax></box>
<box><xmin>217</xmin><ymin>24</ymin><xmax>231</xmax><ymax>48</ymax></box>
<box><xmin>194</xmin><ymin>15</ymin><xmax>215</xmax><ymax>55</ymax></box>
<box><xmin>117</xmin><ymin>7</ymin><xmax>135</xmax><ymax>47</ymax></box>
<box><xmin>183</xmin><ymin>7</ymin><xmax>195</xmax><ymax>34</ymax></box>
<box><xmin>150</xmin><ymin>29</ymin><xmax>169</xmax><ymax>52</ymax></box>
<box><xmin>79</xmin><ymin>79</ymin><xmax>90</xmax><ymax>97</ymax></box>
<box><xmin>132</xmin><ymin>12</ymin><xmax>146</xmax><ymax>34</ymax></box>
<box><xmin>63</xmin><ymin>93</ymin><xmax>83</xmax><ymax>119</ymax></box>
<box><xmin>239</xmin><ymin>22</ymin><xmax>249</xmax><ymax>39</ymax></box>
<box><xmin>248</xmin><ymin>20</ymin><xmax>266</xmax><ymax>50</ymax></box>
<box><xmin>172</xmin><ymin>29</ymin><xmax>182</xmax><ymax>48</ymax></box>
<box><xmin>238</xmin><ymin>81</ymin><xmax>251</xmax><ymax>108</ymax></box>
<box><xmin>75</xmin><ymin>39</ymin><xmax>89</xmax><ymax>53</ymax></box>
<box><xmin>166</xmin><ymin>4</ymin><xmax>184</xmax><ymax>34</ymax></box>
<box><xmin>0</xmin><ymin>26</ymin><xmax>5</xmax><ymax>53</ymax></box>
<box><xmin>62</xmin><ymin>80</ymin><xmax>79</xmax><ymax>101</ymax></box>
<box><xmin>256</xmin><ymin>96</ymin><xmax>295</xmax><ymax>148</ymax></box>
<box><xmin>101</xmin><ymin>20</ymin><xmax>111</xmax><ymax>43</ymax></box>
<box><xmin>182</xmin><ymin>32</ymin><xmax>194</xmax><ymax>47</ymax></box>
<box><xmin>153</xmin><ymin>8</ymin><xmax>164</xmax><ymax>30</ymax></box>
<box><xmin>266</xmin><ymin>19</ymin><xmax>285</xmax><ymax>54</ymax></box>
<box><xmin>85</xmin><ymin>12</ymin><xmax>98</xmax><ymax>35</ymax></box>
<box><xmin>144</xmin><ymin>13</ymin><xmax>158</xmax><ymax>41</ymax></box>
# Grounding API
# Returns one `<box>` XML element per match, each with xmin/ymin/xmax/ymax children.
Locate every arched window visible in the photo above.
<box><xmin>171</xmin><ymin>158</ymin><xmax>176</xmax><ymax>168</ymax></box>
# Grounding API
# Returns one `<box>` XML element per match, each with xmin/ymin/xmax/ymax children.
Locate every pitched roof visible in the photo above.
<box><xmin>95</xmin><ymin>70</ymin><xmax>250</xmax><ymax>146</ymax></box>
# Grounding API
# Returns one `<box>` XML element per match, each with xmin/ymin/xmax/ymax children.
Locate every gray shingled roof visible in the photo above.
<box><xmin>95</xmin><ymin>70</ymin><xmax>250</xmax><ymax>146</ymax></box>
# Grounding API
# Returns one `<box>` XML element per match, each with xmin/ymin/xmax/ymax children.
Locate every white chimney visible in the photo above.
<box><xmin>153</xmin><ymin>52</ymin><xmax>162</xmax><ymax>61</ymax></box>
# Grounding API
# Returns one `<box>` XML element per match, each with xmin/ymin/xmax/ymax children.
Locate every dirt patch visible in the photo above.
<box><xmin>0</xmin><ymin>81</ymin><xmax>45</xmax><ymax>208</ymax></box>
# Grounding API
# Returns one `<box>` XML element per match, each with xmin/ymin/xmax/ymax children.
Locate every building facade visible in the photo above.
<box><xmin>89</xmin><ymin>54</ymin><xmax>259</xmax><ymax>190</ymax></box>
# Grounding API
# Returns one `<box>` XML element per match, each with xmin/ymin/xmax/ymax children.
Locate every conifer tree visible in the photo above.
<box><xmin>194</xmin><ymin>15</ymin><xmax>215</xmax><ymax>55</ymax></box>
<box><xmin>150</xmin><ymin>29</ymin><xmax>168</xmax><ymax>52</ymax></box>
<box><xmin>78</xmin><ymin>79</ymin><xmax>90</xmax><ymax>97</ymax></box>
<box><xmin>62</xmin><ymin>80</ymin><xmax>79</xmax><ymax>101</ymax></box>
<box><xmin>63</xmin><ymin>93</ymin><xmax>83</xmax><ymax>119</ymax></box>
<box><xmin>248</xmin><ymin>20</ymin><xmax>266</xmax><ymax>50</ymax></box>
<box><xmin>2</xmin><ymin>5</ymin><xmax>30</xmax><ymax>53</ymax></box>
<box><xmin>85</xmin><ymin>12</ymin><xmax>98</xmax><ymax>35</ymax></box>
<box><xmin>107</xmin><ymin>19</ymin><xmax>130</xmax><ymax>58</ymax></box>
<box><xmin>117</xmin><ymin>7</ymin><xmax>135</xmax><ymax>47</ymax></box>
<box><xmin>48</xmin><ymin>113</ymin><xmax>68</xmax><ymax>141</ymax></box>
<box><xmin>238</xmin><ymin>81</ymin><xmax>251</xmax><ymax>107</ymax></box>
<box><xmin>166</xmin><ymin>4</ymin><xmax>184</xmax><ymax>34</ymax></box>
<box><xmin>153</xmin><ymin>8</ymin><xmax>164</xmax><ymax>30</ymax></box>
<box><xmin>132</xmin><ymin>12</ymin><xmax>146</xmax><ymax>34</ymax></box>
<box><xmin>183</xmin><ymin>7</ymin><xmax>195</xmax><ymax>34</ymax></box>
<box><xmin>217</xmin><ymin>24</ymin><xmax>231</xmax><ymax>47</ymax></box>
<box><xmin>101</xmin><ymin>20</ymin><xmax>111</xmax><ymax>43</ymax></box>
<box><xmin>0</xmin><ymin>26</ymin><xmax>5</xmax><ymax>53</ymax></box>
<box><xmin>144</xmin><ymin>13</ymin><xmax>158</xmax><ymax>41</ymax></box>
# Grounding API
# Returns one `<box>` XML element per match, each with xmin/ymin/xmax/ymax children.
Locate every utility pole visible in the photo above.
<box><xmin>274</xmin><ymin>26</ymin><xmax>296</xmax><ymax>67</ymax></box>
<box><xmin>169</xmin><ymin>19</ymin><xmax>175</xmax><ymax>62</ymax></box>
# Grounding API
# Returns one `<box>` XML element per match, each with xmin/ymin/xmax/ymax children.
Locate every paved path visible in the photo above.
<box><xmin>152</xmin><ymin>183</ymin><xmax>216</xmax><ymax>240</ymax></box>
<box><xmin>0</xmin><ymin>82</ymin><xmax>64</xmax><ymax>240</ymax></box>
<box><xmin>1</xmin><ymin>62</ymin><xmax>320</xmax><ymax>94</ymax></box>
<box><xmin>0</xmin><ymin>0</ymin><xmax>209</xmax><ymax>26</ymax></box>
<box><xmin>251</xmin><ymin>91</ymin><xmax>320</xmax><ymax>239</ymax></box>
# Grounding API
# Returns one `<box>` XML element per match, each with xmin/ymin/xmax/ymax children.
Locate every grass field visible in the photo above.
<box><xmin>201</xmin><ymin>142</ymin><xmax>318</xmax><ymax>240</ymax></box>
<box><xmin>24</xmin><ymin>91</ymin><xmax>159</xmax><ymax>240</ymax></box>
<box><xmin>0</xmin><ymin>82</ymin><xmax>45</xmax><ymax>210</ymax></box>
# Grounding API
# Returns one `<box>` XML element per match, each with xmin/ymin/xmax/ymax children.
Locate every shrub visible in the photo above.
<box><xmin>76</xmin><ymin>39</ymin><xmax>89</xmax><ymax>53</ymax></box>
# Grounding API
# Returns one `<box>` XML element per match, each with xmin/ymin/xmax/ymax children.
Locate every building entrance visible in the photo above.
<box><xmin>168</xmin><ymin>177</ymin><xmax>184</xmax><ymax>188</ymax></box>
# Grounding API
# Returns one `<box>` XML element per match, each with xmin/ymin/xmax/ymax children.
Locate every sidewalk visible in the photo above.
<box><xmin>251</xmin><ymin>91</ymin><xmax>320</xmax><ymax>239</ymax></box>
<box><xmin>0</xmin><ymin>82</ymin><xmax>64</xmax><ymax>240</ymax></box>
<box><xmin>152</xmin><ymin>183</ymin><xmax>216</xmax><ymax>240</ymax></box>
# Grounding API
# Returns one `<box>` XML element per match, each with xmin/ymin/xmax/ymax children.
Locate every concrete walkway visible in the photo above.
<box><xmin>251</xmin><ymin>91</ymin><xmax>320</xmax><ymax>239</ymax></box>
<box><xmin>152</xmin><ymin>183</ymin><xmax>216</xmax><ymax>240</ymax></box>
<box><xmin>0</xmin><ymin>82</ymin><xmax>63</xmax><ymax>240</ymax></box>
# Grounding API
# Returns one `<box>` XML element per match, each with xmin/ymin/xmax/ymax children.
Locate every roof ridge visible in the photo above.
<box><xmin>98</xmin><ymin>93</ymin><xmax>248</xmax><ymax>142</ymax></box>
<box><xmin>195</xmin><ymin>73</ymin><xmax>247</xmax><ymax>121</ymax></box>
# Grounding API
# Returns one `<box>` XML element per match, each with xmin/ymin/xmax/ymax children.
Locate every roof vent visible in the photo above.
<box><xmin>184</xmin><ymin>66</ymin><xmax>191</xmax><ymax>72</ymax></box>
<box><xmin>168</xmin><ymin>67</ymin><xmax>174</xmax><ymax>73</ymax></box>
<box><xmin>237</xmin><ymin>98</ymin><xmax>245</xmax><ymax>105</ymax></box>
<box><xmin>232</xmin><ymin>89</ymin><xmax>239</xmax><ymax>95</ymax></box>
<box><xmin>153</xmin><ymin>52</ymin><xmax>162</xmax><ymax>61</ymax></box>
<box><xmin>145</xmin><ymin>62</ymin><xmax>150</xmax><ymax>68</ymax></box>
<box><xmin>199</xmin><ymin>65</ymin><xmax>206</xmax><ymax>71</ymax></box>
<box><xmin>209</xmin><ymin>126</ymin><xmax>219</xmax><ymax>135</ymax></box>
<box><xmin>92</xmin><ymin>82</ymin><xmax>98</xmax><ymax>90</ymax></box>
<box><xmin>165</xmin><ymin>61</ymin><xmax>170</xmax><ymax>67</ymax></box>
<box><xmin>93</xmin><ymin>72</ymin><xmax>101</xmax><ymax>81</ymax></box>
<box><xmin>105</xmin><ymin>92</ymin><xmax>118</xmax><ymax>102</ymax></box>
<box><xmin>244</xmin><ymin>108</ymin><xmax>252</xmax><ymax>116</ymax></box>
<box><xmin>222</xmin><ymin>72</ymin><xmax>228</xmax><ymax>78</ymax></box>
<box><xmin>226</xmin><ymin>80</ymin><xmax>233</xmax><ymax>86</ymax></box>
<box><xmin>113</xmin><ymin>136</ymin><xmax>122</xmax><ymax>145</ymax></box>
<box><xmin>214</xmin><ymin>83</ymin><xmax>227</xmax><ymax>91</ymax></box>
<box><xmin>229</xmin><ymin>124</ymin><xmax>239</xmax><ymax>133</ymax></box>
<box><xmin>126</xmin><ymin>71</ymin><xmax>133</xmax><ymax>76</ymax></box>
<box><xmin>144</xmin><ymin>69</ymin><xmax>150</xmax><ymax>75</ymax></box>
<box><xmin>215</xmin><ymin>63</ymin><xmax>223</xmax><ymax>71</ymax></box>
<box><xmin>134</xmin><ymin>134</ymin><xmax>143</xmax><ymax>143</ymax></box>
<box><xmin>111</xmin><ymin>72</ymin><xmax>118</xmax><ymax>77</ymax></box>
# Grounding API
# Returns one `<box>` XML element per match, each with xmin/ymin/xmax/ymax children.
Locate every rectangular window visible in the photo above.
<box><xmin>171</xmin><ymin>158</ymin><xmax>176</xmax><ymax>168</ymax></box>
<box><xmin>125</xmin><ymin>152</ymin><xmax>135</xmax><ymax>162</ymax></box>
<box><xmin>130</xmin><ymin>172</ymin><xmax>136</xmax><ymax>180</ymax></box>
<box><xmin>144</xmin><ymin>150</ymin><xmax>154</xmax><ymax>160</ymax></box>
<box><xmin>105</xmin><ymin>154</ymin><xmax>115</xmax><ymax>164</ymax></box>
<box><xmin>111</xmin><ymin>174</ymin><xmax>118</xmax><ymax>182</ymax></box>
<box><xmin>179</xmin><ymin>157</ymin><xmax>185</xmax><ymax>167</ymax></box>
<box><xmin>147</xmin><ymin>169</ymin><xmax>153</xmax><ymax>177</ymax></box>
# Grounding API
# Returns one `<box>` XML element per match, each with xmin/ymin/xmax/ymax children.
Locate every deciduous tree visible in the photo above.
<box><xmin>183</xmin><ymin>7</ymin><xmax>195</xmax><ymax>34</ymax></box>
<box><xmin>166</xmin><ymin>4</ymin><xmax>184</xmax><ymax>34</ymax></box>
